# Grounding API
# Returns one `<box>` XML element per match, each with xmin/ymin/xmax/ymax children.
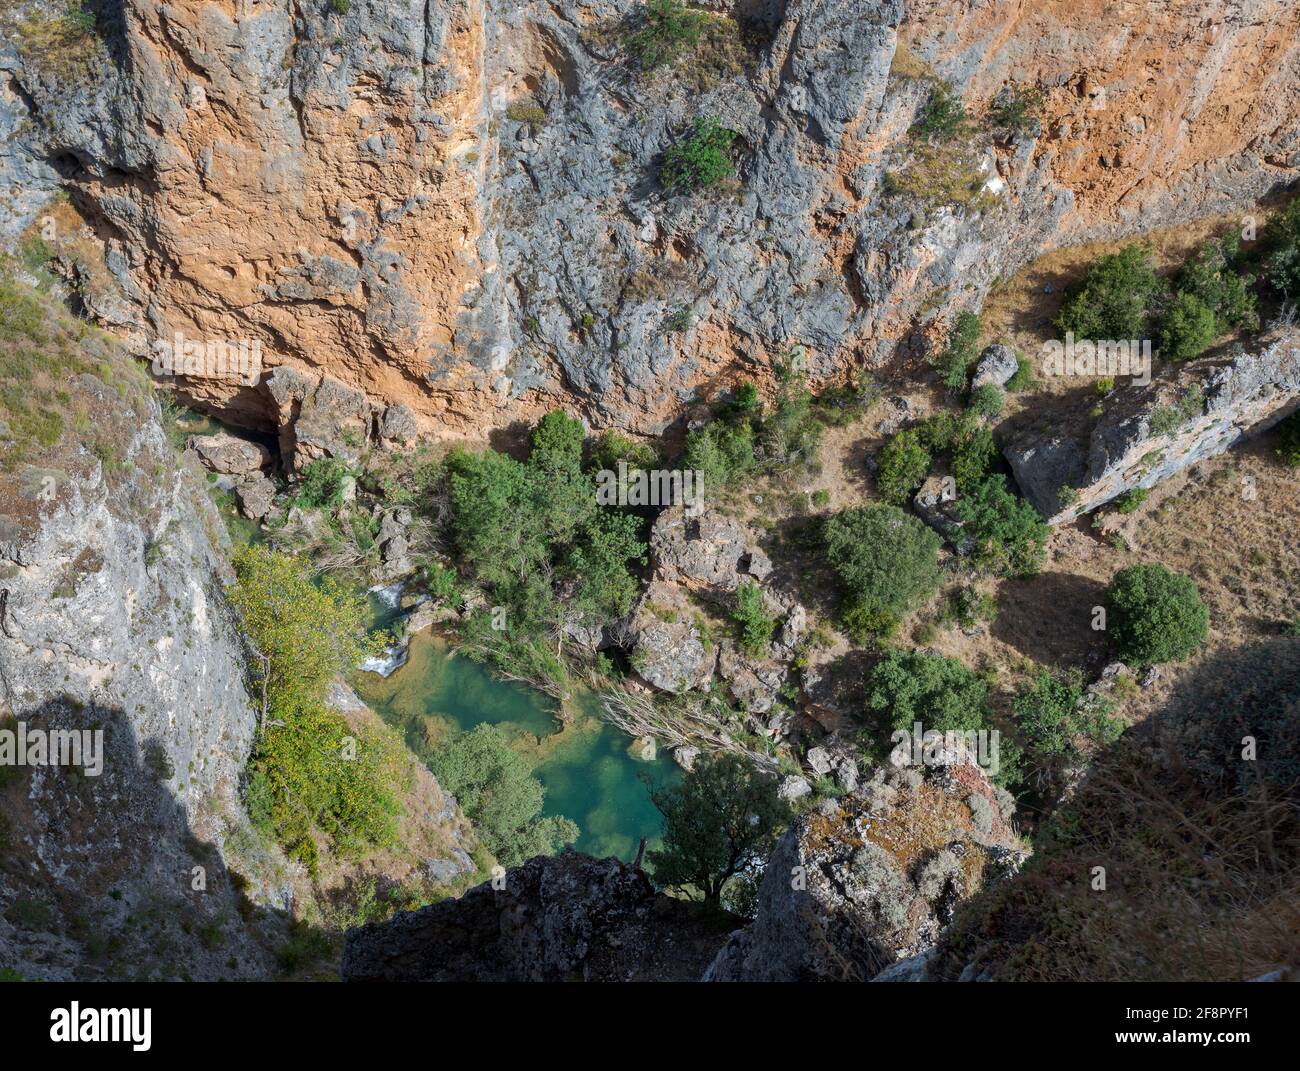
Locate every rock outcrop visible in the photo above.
<box><xmin>1007</xmin><ymin>329</ymin><xmax>1300</xmax><ymax>523</ymax></box>
<box><xmin>341</xmin><ymin>851</ymin><xmax>738</xmax><ymax>982</ymax></box>
<box><xmin>4</xmin><ymin>0</ymin><xmax>1296</xmax><ymax>439</ymax></box>
<box><xmin>705</xmin><ymin>743</ymin><xmax>1024</xmax><ymax>981</ymax></box>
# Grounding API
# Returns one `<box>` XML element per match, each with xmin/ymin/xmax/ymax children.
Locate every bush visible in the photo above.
<box><xmin>1276</xmin><ymin>410</ymin><xmax>1300</xmax><ymax>468</ymax></box>
<box><xmin>949</xmin><ymin>420</ymin><xmax>997</xmax><ymax>491</ymax></box>
<box><xmin>1105</xmin><ymin>564</ymin><xmax>1208</xmax><ymax>664</ymax></box>
<box><xmin>986</xmin><ymin>85</ymin><xmax>1043</xmax><ymax>135</ymax></box>
<box><xmin>1012</xmin><ymin>667</ymin><xmax>1123</xmax><ymax>757</ymax></box>
<box><xmin>968</xmin><ymin>383</ymin><xmax>1004</xmax><ymax>421</ymax></box>
<box><xmin>626</xmin><ymin>0</ymin><xmax>707</xmax><ymax>70</ymax></box>
<box><xmin>1004</xmin><ymin>354</ymin><xmax>1034</xmax><ymax>392</ymax></box>
<box><xmin>876</xmin><ymin>428</ymin><xmax>932</xmax><ymax>505</ymax></box>
<box><xmin>733</xmin><ymin>581</ymin><xmax>776</xmax><ymax>656</ymax></box>
<box><xmin>1263</xmin><ymin>194</ymin><xmax>1300</xmax><ymax>296</ymax></box>
<box><xmin>1174</xmin><ymin>234</ymin><xmax>1258</xmax><ymax>332</ymax></box>
<box><xmin>1114</xmin><ymin>486</ymin><xmax>1148</xmax><ymax>514</ymax></box>
<box><xmin>911</xmin><ymin>81</ymin><xmax>968</xmax><ymax>141</ymax></box>
<box><xmin>1158</xmin><ymin>290</ymin><xmax>1218</xmax><ymax>361</ymax></box>
<box><xmin>824</xmin><ymin>505</ymin><xmax>942</xmax><ymax>639</ymax></box>
<box><xmin>865</xmin><ymin>650</ymin><xmax>989</xmax><ymax>736</ymax></box>
<box><xmin>932</xmin><ymin>310</ymin><xmax>981</xmax><ymax>389</ymax></box>
<box><xmin>432</xmin><ymin>724</ymin><xmax>578</xmax><ymax>868</ymax></box>
<box><xmin>660</xmin><ymin>116</ymin><xmax>736</xmax><ymax>192</ymax></box>
<box><xmin>294</xmin><ymin>456</ymin><xmax>354</xmax><ymax>511</ymax></box>
<box><xmin>1056</xmin><ymin>244</ymin><xmax>1164</xmax><ymax>341</ymax></box>
<box><xmin>954</xmin><ymin>475</ymin><xmax>1049</xmax><ymax>576</ymax></box>
<box><xmin>683</xmin><ymin>418</ymin><xmax>756</xmax><ymax>490</ymax></box>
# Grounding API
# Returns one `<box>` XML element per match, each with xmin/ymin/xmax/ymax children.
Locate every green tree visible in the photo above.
<box><xmin>733</xmin><ymin>581</ymin><xmax>776</xmax><ymax>656</ymax></box>
<box><xmin>229</xmin><ymin>547</ymin><xmax>401</xmax><ymax>871</ymax></box>
<box><xmin>824</xmin><ymin>505</ymin><xmax>942</xmax><ymax>638</ymax></box>
<box><xmin>1105</xmin><ymin>564</ymin><xmax>1208</xmax><ymax>665</ymax></box>
<box><xmin>647</xmin><ymin>754</ymin><xmax>792</xmax><ymax>910</ymax></box>
<box><xmin>626</xmin><ymin>0</ymin><xmax>707</xmax><ymax>70</ymax></box>
<box><xmin>865</xmin><ymin>650</ymin><xmax>990</xmax><ymax>736</ymax></box>
<box><xmin>1056</xmin><ymin>243</ymin><xmax>1164</xmax><ymax>341</ymax></box>
<box><xmin>932</xmin><ymin>310</ymin><xmax>982</xmax><ymax>389</ymax></box>
<box><xmin>1263</xmin><ymin>194</ymin><xmax>1300</xmax><ymax>296</ymax></box>
<box><xmin>876</xmin><ymin>428</ymin><xmax>932</xmax><ymax>505</ymax></box>
<box><xmin>1158</xmin><ymin>290</ymin><xmax>1218</xmax><ymax>361</ymax></box>
<box><xmin>1174</xmin><ymin>234</ymin><xmax>1258</xmax><ymax>332</ymax></box>
<box><xmin>683</xmin><ymin>419</ymin><xmax>756</xmax><ymax>490</ymax></box>
<box><xmin>1012</xmin><ymin>667</ymin><xmax>1123</xmax><ymax>757</ymax></box>
<box><xmin>431</xmin><ymin>724</ymin><xmax>578</xmax><ymax>868</ymax></box>
<box><xmin>954</xmin><ymin>475</ymin><xmax>1049</xmax><ymax>576</ymax></box>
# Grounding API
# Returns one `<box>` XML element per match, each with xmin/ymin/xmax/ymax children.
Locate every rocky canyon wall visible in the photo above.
<box><xmin>2</xmin><ymin>0</ymin><xmax>1298</xmax><ymax>443</ymax></box>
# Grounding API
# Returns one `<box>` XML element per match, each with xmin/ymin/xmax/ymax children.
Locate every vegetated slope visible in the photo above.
<box><xmin>931</xmin><ymin>636</ymin><xmax>1300</xmax><ymax>982</ymax></box>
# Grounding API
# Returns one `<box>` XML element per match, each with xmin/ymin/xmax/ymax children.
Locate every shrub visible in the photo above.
<box><xmin>932</xmin><ymin>310</ymin><xmax>982</xmax><ymax>389</ymax></box>
<box><xmin>954</xmin><ymin>475</ymin><xmax>1048</xmax><ymax>576</ymax></box>
<box><xmin>733</xmin><ymin>581</ymin><xmax>776</xmax><ymax>656</ymax></box>
<box><xmin>824</xmin><ymin>505</ymin><xmax>942</xmax><ymax>639</ymax></box>
<box><xmin>586</xmin><ymin>429</ymin><xmax>658</xmax><ymax>474</ymax></box>
<box><xmin>432</xmin><ymin>724</ymin><xmax>578</xmax><ymax>868</ymax></box>
<box><xmin>1174</xmin><ymin>234</ymin><xmax>1258</xmax><ymax>332</ymax></box>
<box><xmin>865</xmin><ymin>650</ymin><xmax>989</xmax><ymax>736</ymax></box>
<box><xmin>423</xmin><ymin>561</ymin><xmax>463</xmax><ymax>608</ymax></box>
<box><xmin>949</xmin><ymin>420</ymin><xmax>997</xmax><ymax>491</ymax></box>
<box><xmin>1105</xmin><ymin>564</ymin><xmax>1208</xmax><ymax>664</ymax></box>
<box><xmin>683</xmin><ymin>418</ymin><xmax>756</xmax><ymax>489</ymax></box>
<box><xmin>756</xmin><ymin>366</ymin><xmax>823</xmax><ymax>468</ymax></box>
<box><xmin>660</xmin><ymin>116</ymin><xmax>736</xmax><ymax>192</ymax></box>
<box><xmin>626</xmin><ymin>0</ymin><xmax>707</xmax><ymax>70</ymax></box>
<box><xmin>1148</xmin><ymin>384</ymin><xmax>1205</xmax><ymax>436</ymax></box>
<box><xmin>1263</xmin><ymin>194</ymin><xmax>1300</xmax><ymax>296</ymax></box>
<box><xmin>911</xmin><ymin>81</ymin><xmax>968</xmax><ymax>141</ymax></box>
<box><xmin>647</xmin><ymin>754</ymin><xmax>792</xmax><ymax>910</ymax></box>
<box><xmin>1055</xmin><ymin>244</ymin><xmax>1164</xmax><ymax>341</ymax></box>
<box><xmin>1158</xmin><ymin>290</ymin><xmax>1218</xmax><ymax>361</ymax></box>
<box><xmin>1275</xmin><ymin>410</ymin><xmax>1300</xmax><ymax>468</ymax></box>
<box><xmin>1114</xmin><ymin>486</ymin><xmax>1148</xmax><ymax>514</ymax></box>
<box><xmin>968</xmin><ymin>383</ymin><xmax>1004</xmax><ymax>421</ymax></box>
<box><xmin>294</xmin><ymin>456</ymin><xmax>354</xmax><ymax>511</ymax></box>
<box><xmin>986</xmin><ymin>85</ymin><xmax>1044</xmax><ymax>135</ymax></box>
<box><xmin>876</xmin><ymin>428</ymin><xmax>931</xmax><ymax>505</ymax></box>
<box><xmin>1012</xmin><ymin>667</ymin><xmax>1123</xmax><ymax>757</ymax></box>
<box><xmin>1004</xmin><ymin>354</ymin><xmax>1034</xmax><ymax>392</ymax></box>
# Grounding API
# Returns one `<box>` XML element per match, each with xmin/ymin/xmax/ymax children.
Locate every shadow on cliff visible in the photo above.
<box><xmin>0</xmin><ymin>696</ymin><xmax>282</xmax><ymax>980</ymax></box>
<box><xmin>931</xmin><ymin>635</ymin><xmax>1300</xmax><ymax>981</ymax></box>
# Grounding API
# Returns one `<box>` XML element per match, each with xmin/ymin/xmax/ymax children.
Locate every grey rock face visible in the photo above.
<box><xmin>704</xmin><ymin>744</ymin><xmax>1025</xmax><ymax>981</ymax></box>
<box><xmin>341</xmin><ymin>851</ymin><xmax>733</xmax><ymax>982</ymax></box>
<box><xmin>1007</xmin><ymin>331</ymin><xmax>1300</xmax><ymax>523</ymax></box>
<box><xmin>0</xmin><ymin>384</ymin><xmax>269</xmax><ymax>980</ymax></box>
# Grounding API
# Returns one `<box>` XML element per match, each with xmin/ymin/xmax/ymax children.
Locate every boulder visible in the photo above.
<box><xmin>651</xmin><ymin>505</ymin><xmax>770</xmax><ymax>593</ymax></box>
<box><xmin>971</xmin><ymin>344</ymin><xmax>1020</xmax><ymax>389</ymax></box>
<box><xmin>234</xmin><ymin>471</ymin><xmax>277</xmax><ymax>520</ymax></box>
<box><xmin>705</xmin><ymin>741</ymin><xmax>1025</xmax><ymax>981</ymax></box>
<box><xmin>628</xmin><ymin>583</ymin><xmax>715</xmax><ymax>694</ymax></box>
<box><xmin>187</xmin><ymin>433</ymin><xmax>272</xmax><ymax>474</ymax></box>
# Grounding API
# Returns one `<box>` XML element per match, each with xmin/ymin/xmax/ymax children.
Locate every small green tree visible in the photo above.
<box><xmin>647</xmin><ymin>754</ymin><xmax>792</xmax><ymax>910</ymax></box>
<box><xmin>876</xmin><ymin>428</ymin><xmax>932</xmax><ymax>505</ymax></box>
<box><xmin>954</xmin><ymin>475</ymin><xmax>1049</xmax><ymax>576</ymax></box>
<box><xmin>824</xmin><ymin>505</ymin><xmax>942</xmax><ymax>638</ymax></box>
<box><xmin>1174</xmin><ymin>234</ymin><xmax>1258</xmax><ymax>332</ymax></box>
<box><xmin>1105</xmin><ymin>564</ymin><xmax>1208</xmax><ymax>664</ymax></box>
<box><xmin>733</xmin><ymin>581</ymin><xmax>776</xmax><ymax>656</ymax></box>
<box><xmin>660</xmin><ymin>116</ymin><xmax>737</xmax><ymax>192</ymax></box>
<box><xmin>1275</xmin><ymin>410</ymin><xmax>1300</xmax><ymax>468</ymax></box>
<box><xmin>1263</xmin><ymin>194</ymin><xmax>1300</xmax><ymax>296</ymax></box>
<box><xmin>1158</xmin><ymin>290</ymin><xmax>1218</xmax><ymax>361</ymax></box>
<box><xmin>1012</xmin><ymin>667</ymin><xmax>1123</xmax><ymax>757</ymax></box>
<box><xmin>432</xmin><ymin>724</ymin><xmax>578</xmax><ymax>868</ymax></box>
<box><xmin>968</xmin><ymin>383</ymin><xmax>1005</xmax><ymax>421</ymax></box>
<box><xmin>683</xmin><ymin>418</ymin><xmax>756</xmax><ymax>490</ymax></box>
<box><xmin>932</xmin><ymin>310</ymin><xmax>982</xmax><ymax>389</ymax></box>
<box><xmin>1056</xmin><ymin>244</ymin><xmax>1164</xmax><ymax>341</ymax></box>
<box><xmin>911</xmin><ymin>81</ymin><xmax>969</xmax><ymax>141</ymax></box>
<box><xmin>865</xmin><ymin>650</ymin><xmax>990</xmax><ymax>736</ymax></box>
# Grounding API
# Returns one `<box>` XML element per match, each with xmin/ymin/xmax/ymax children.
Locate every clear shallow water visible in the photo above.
<box><xmin>354</xmin><ymin>631</ymin><xmax>680</xmax><ymax>862</ymax></box>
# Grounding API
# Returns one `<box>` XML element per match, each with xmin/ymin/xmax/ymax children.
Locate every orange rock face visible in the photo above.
<box><xmin>10</xmin><ymin>0</ymin><xmax>1299</xmax><ymax>444</ymax></box>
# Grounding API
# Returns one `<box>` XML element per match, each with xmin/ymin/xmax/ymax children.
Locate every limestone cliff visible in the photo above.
<box><xmin>3</xmin><ymin>0</ymin><xmax>1297</xmax><ymax>442</ymax></box>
